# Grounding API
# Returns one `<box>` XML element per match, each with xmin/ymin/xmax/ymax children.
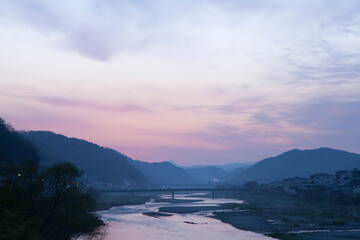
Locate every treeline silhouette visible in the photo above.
<box><xmin>0</xmin><ymin>118</ymin><xmax>104</xmax><ymax>239</ymax></box>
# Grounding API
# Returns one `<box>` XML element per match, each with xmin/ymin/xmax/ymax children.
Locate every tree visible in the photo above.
<box><xmin>0</xmin><ymin>160</ymin><xmax>105</xmax><ymax>240</ymax></box>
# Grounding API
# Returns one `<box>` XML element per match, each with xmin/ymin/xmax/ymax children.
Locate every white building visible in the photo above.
<box><xmin>306</xmin><ymin>173</ymin><xmax>333</xmax><ymax>188</ymax></box>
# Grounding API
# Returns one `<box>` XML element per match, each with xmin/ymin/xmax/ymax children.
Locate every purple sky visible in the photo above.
<box><xmin>1</xmin><ymin>0</ymin><xmax>360</xmax><ymax>165</ymax></box>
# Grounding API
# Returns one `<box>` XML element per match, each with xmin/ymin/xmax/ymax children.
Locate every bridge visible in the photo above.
<box><xmin>101</xmin><ymin>187</ymin><xmax>243</xmax><ymax>199</ymax></box>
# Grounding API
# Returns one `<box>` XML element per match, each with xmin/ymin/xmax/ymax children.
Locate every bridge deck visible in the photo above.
<box><xmin>101</xmin><ymin>188</ymin><xmax>242</xmax><ymax>199</ymax></box>
<box><xmin>101</xmin><ymin>188</ymin><xmax>243</xmax><ymax>193</ymax></box>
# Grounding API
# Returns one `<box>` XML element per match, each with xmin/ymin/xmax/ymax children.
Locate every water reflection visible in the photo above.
<box><xmin>99</xmin><ymin>194</ymin><xmax>273</xmax><ymax>240</ymax></box>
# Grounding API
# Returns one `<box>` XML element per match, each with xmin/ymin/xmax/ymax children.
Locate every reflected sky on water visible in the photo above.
<box><xmin>99</xmin><ymin>194</ymin><xmax>274</xmax><ymax>240</ymax></box>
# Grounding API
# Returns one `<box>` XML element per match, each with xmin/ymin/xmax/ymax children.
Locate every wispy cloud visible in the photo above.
<box><xmin>3</xmin><ymin>0</ymin><xmax>360</xmax><ymax>64</ymax></box>
<box><xmin>0</xmin><ymin>89</ymin><xmax>151</xmax><ymax>113</ymax></box>
<box><xmin>172</xmin><ymin>95</ymin><xmax>360</xmax><ymax>157</ymax></box>
<box><xmin>35</xmin><ymin>96</ymin><xmax>152</xmax><ymax>113</ymax></box>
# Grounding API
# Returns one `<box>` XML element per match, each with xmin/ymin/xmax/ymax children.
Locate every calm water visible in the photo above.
<box><xmin>98</xmin><ymin>194</ymin><xmax>274</xmax><ymax>240</ymax></box>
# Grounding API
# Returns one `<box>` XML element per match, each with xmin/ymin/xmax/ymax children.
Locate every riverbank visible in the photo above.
<box><xmin>94</xmin><ymin>191</ymin><xmax>154</xmax><ymax>210</ymax></box>
<box><xmin>94</xmin><ymin>190</ymin><xmax>360</xmax><ymax>239</ymax></box>
<box><xmin>94</xmin><ymin>192</ymin><xmax>204</xmax><ymax>211</ymax></box>
<box><xmin>98</xmin><ymin>196</ymin><xmax>271</xmax><ymax>240</ymax></box>
<box><xmin>208</xmin><ymin>190</ymin><xmax>360</xmax><ymax>240</ymax></box>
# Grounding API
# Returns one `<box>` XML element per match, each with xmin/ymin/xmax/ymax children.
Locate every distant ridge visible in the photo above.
<box><xmin>187</xmin><ymin>162</ymin><xmax>254</xmax><ymax>172</ymax></box>
<box><xmin>230</xmin><ymin>148</ymin><xmax>360</xmax><ymax>184</ymax></box>
<box><xmin>18</xmin><ymin>130</ymin><xmax>360</xmax><ymax>187</ymax></box>
<box><xmin>130</xmin><ymin>160</ymin><xmax>200</xmax><ymax>185</ymax></box>
<box><xmin>186</xmin><ymin>166</ymin><xmax>228</xmax><ymax>184</ymax></box>
<box><xmin>21</xmin><ymin>131</ymin><xmax>146</xmax><ymax>185</ymax></box>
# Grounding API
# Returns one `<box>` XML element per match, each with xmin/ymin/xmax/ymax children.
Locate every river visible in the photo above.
<box><xmin>98</xmin><ymin>193</ymin><xmax>274</xmax><ymax>240</ymax></box>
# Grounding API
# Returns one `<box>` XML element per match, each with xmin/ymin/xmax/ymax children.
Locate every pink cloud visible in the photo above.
<box><xmin>34</xmin><ymin>96</ymin><xmax>152</xmax><ymax>113</ymax></box>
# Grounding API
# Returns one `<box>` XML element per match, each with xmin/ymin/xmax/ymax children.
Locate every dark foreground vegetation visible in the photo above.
<box><xmin>0</xmin><ymin>160</ymin><xmax>105</xmax><ymax>240</ymax></box>
<box><xmin>0</xmin><ymin>118</ymin><xmax>104</xmax><ymax>239</ymax></box>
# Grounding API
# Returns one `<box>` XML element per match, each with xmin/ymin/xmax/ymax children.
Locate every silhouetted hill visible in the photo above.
<box><xmin>224</xmin><ymin>166</ymin><xmax>247</xmax><ymax>182</ymax></box>
<box><xmin>131</xmin><ymin>160</ymin><xmax>201</xmax><ymax>185</ymax></box>
<box><xmin>0</xmin><ymin>118</ymin><xmax>39</xmax><ymax>164</ymax></box>
<box><xmin>230</xmin><ymin>148</ymin><xmax>360</xmax><ymax>184</ymax></box>
<box><xmin>186</xmin><ymin>166</ymin><xmax>227</xmax><ymax>184</ymax></box>
<box><xmin>188</xmin><ymin>162</ymin><xmax>253</xmax><ymax>172</ymax></box>
<box><xmin>21</xmin><ymin>131</ymin><xmax>146</xmax><ymax>185</ymax></box>
<box><xmin>217</xmin><ymin>162</ymin><xmax>253</xmax><ymax>172</ymax></box>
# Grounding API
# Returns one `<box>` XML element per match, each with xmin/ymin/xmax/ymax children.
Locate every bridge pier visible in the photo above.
<box><xmin>172</xmin><ymin>191</ymin><xmax>175</xmax><ymax>199</ymax></box>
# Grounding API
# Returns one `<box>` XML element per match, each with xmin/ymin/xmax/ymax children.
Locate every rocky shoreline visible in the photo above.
<box><xmin>208</xmin><ymin>193</ymin><xmax>360</xmax><ymax>240</ymax></box>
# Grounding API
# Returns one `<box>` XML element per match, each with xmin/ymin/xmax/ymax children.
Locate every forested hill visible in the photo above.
<box><xmin>21</xmin><ymin>131</ymin><xmax>146</xmax><ymax>185</ymax></box>
<box><xmin>230</xmin><ymin>148</ymin><xmax>360</xmax><ymax>184</ymax></box>
<box><xmin>6</xmin><ymin>117</ymin><xmax>360</xmax><ymax>188</ymax></box>
<box><xmin>130</xmin><ymin>160</ymin><xmax>201</xmax><ymax>185</ymax></box>
<box><xmin>186</xmin><ymin>166</ymin><xmax>228</xmax><ymax>184</ymax></box>
<box><xmin>0</xmin><ymin>118</ymin><xmax>39</xmax><ymax>164</ymax></box>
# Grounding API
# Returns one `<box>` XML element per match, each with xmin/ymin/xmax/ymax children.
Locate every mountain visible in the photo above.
<box><xmin>0</xmin><ymin>118</ymin><xmax>39</xmax><ymax>164</ymax></box>
<box><xmin>217</xmin><ymin>162</ymin><xmax>254</xmax><ymax>172</ymax></box>
<box><xmin>186</xmin><ymin>166</ymin><xmax>227</xmax><ymax>184</ymax></box>
<box><xmin>224</xmin><ymin>166</ymin><xmax>247</xmax><ymax>182</ymax></box>
<box><xmin>21</xmin><ymin>131</ymin><xmax>146</xmax><ymax>185</ymax></box>
<box><xmin>183</xmin><ymin>162</ymin><xmax>254</xmax><ymax>183</ymax></box>
<box><xmin>230</xmin><ymin>148</ymin><xmax>360</xmax><ymax>184</ymax></box>
<box><xmin>19</xmin><ymin>130</ymin><xmax>202</xmax><ymax>186</ymax></box>
<box><xmin>168</xmin><ymin>160</ymin><xmax>183</xmax><ymax>168</ymax></box>
<box><xmin>186</xmin><ymin>162</ymin><xmax>254</xmax><ymax>172</ymax></box>
<box><xmin>130</xmin><ymin>160</ymin><xmax>201</xmax><ymax>186</ymax></box>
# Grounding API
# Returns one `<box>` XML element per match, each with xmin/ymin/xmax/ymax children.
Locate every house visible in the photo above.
<box><xmin>351</xmin><ymin>168</ymin><xmax>360</xmax><ymax>180</ymax></box>
<box><xmin>283</xmin><ymin>177</ymin><xmax>307</xmax><ymax>193</ymax></box>
<box><xmin>353</xmin><ymin>180</ymin><xmax>360</xmax><ymax>194</ymax></box>
<box><xmin>333</xmin><ymin>169</ymin><xmax>360</xmax><ymax>194</ymax></box>
<box><xmin>266</xmin><ymin>169</ymin><xmax>360</xmax><ymax>196</ymax></box>
<box><xmin>335</xmin><ymin>170</ymin><xmax>352</xmax><ymax>183</ymax></box>
<box><xmin>306</xmin><ymin>173</ymin><xmax>333</xmax><ymax>189</ymax></box>
<box><xmin>269</xmin><ymin>181</ymin><xmax>283</xmax><ymax>188</ymax></box>
<box><xmin>333</xmin><ymin>181</ymin><xmax>353</xmax><ymax>194</ymax></box>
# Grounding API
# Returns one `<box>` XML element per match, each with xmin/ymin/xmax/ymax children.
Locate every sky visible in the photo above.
<box><xmin>0</xmin><ymin>0</ymin><xmax>360</xmax><ymax>166</ymax></box>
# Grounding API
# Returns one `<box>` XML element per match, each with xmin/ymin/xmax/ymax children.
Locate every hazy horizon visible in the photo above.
<box><xmin>1</xmin><ymin>0</ymin><xmax>360</xmax><ymax>165</ymax></box>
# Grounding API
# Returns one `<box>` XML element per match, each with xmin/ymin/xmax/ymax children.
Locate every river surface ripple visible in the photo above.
<box><xmin>98</xmin><ymin>194</ymin><xmax>274</xmax><ymax>240</ymax></box>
